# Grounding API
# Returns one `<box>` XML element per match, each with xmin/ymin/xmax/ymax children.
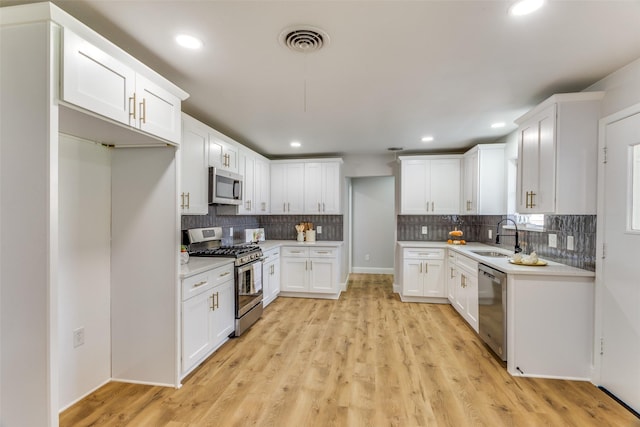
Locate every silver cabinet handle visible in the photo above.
<box><xmin>310</xmin><ymin>260</ymin><xmax>313</xmax><ymax>271</ymax></box>
<box><xmin>139</xmin><ymin>98</ymin><xmax>146</xmax><ymax>124</ymax></box>
<box><xmin>180</xmin><ymin>193</ymin><xmax>185</xmax><ymax>209</ymax></box>
<box><xmin>420</xmin><ymin>263</ymin><xmax>422</xmax><ymax>273</ymax></box>
<box><xmin>288</xmin><ymin>202</ymin><xmax>290</xmax><ymax>212</ymax></box>
<box><xmin>185</xmin><ymin>192</ymin><xmax>190</xmax><ymax>209</ymax></box>
<box><xmin>425</xmin><ymin>262</ymin><xmax>428</xmax><ymax>274</ymax></box>
<box><xmin>318</xmin><ymin>202</ymin><xmax>321</xmax><ymax>212</ymax></box>
<box><xmin>193</xmin><ymin>280</ymin><xmax>207</xmax><ymax>288</ymax></box>
<box><xmin>431</xmin><ymin>201</ymin><xmax>434</xmax><ymax>211</ymax></box>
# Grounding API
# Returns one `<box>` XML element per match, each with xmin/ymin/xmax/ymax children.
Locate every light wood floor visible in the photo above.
<box><xmin>61</xmin><ymin>274</ymin><xmax>639</xmax><ymax>426</ymax></box>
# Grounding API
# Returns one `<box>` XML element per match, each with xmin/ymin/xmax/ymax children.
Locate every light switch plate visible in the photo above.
<box><xmin>548</xmin><ymin>233</ymin><xmax>557</xmax><ymax>248</ymax></box>
<box><xmin>488</xmin><ymin>229</ymin><xmax>492</xmax><ymax>239</ymax></box>
<box><xmin>317</xmin><ymin>226</ymin><xmax>322</xmax><ymax>234</ymax></box>
<box><xmin>421</xmin><ymin>226</ymin><xmax>428</xmax><ymax>235</ymax></box>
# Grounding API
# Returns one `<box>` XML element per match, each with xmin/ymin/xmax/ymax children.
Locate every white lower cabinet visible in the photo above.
<box><xmin>448</xmin><ymin>252</ymin><xmax>479</xmax><ymax>332</ymax></box>
<box><xmin>262</xmin><ymin>247</ymin><xmax>281</xmax><ymax>307</ymax></box>
<box><xmin>280</xmin><ymin>246</ymin><xmax>341</xmax><ymax>298</ymax></box>
<box><xmin>400</xmin><ymin>248</ymin><xmax>445</xmax><ymax>300</ymax></box>
<box><xmin>181</xmin><ymin>263</ymin><xmax>234</xmax><ymax>377</ymax></box>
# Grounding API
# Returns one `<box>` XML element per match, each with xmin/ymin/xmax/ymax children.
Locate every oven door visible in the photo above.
<box><xmin>235</xmin><ymin>260</ymin><xmax>263</xmax><ymax>318</ymax></box>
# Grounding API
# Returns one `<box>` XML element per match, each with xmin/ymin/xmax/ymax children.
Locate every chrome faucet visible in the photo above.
<box><xmin>496</xmin><ymin>218</ymin><xmax>522</xmax><ymax>253</ymax></box>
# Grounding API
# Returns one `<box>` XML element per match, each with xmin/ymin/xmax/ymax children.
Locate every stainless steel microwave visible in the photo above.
<box><xmin>209</xmin><ymin>167</ymin><xmax>242</xmax><ymax>205</ymax></box>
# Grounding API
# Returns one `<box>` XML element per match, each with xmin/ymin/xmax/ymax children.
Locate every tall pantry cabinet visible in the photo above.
<box><xmin>1</xmin><ymin>4</ymin><xmax>188</xmax><ymax>426</ymax></box>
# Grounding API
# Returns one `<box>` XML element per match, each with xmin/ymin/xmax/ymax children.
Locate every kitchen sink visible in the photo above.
<box><xmin>470</xmin><ymin>250</ymin><xmax>510</xmax><ymax>258</ymax></box>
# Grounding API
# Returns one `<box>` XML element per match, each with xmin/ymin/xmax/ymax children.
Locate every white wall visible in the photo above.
<box><xmin>343</xmin><ymin>153</ymin><xmax>396</xmax><ymax>177</ymax></box>
<box><xmin>587</xmin><ymin>56</ymin><xmax>640</xmax><ymax>116</ymax></box>
<box><xmin>58</xmin><ymin>135</ymin><xmax>111</xmax><ymax>410</ymax></box>
<box><xmin>351</xmin><ymin>176</ymin><xmax>395</xmax><ymax>274</ymax></box>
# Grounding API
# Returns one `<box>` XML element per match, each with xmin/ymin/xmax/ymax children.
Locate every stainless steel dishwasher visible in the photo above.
<box><xmin>478</xmin><ymin>263</ymin><xmax>507</xmax><ymax>361</ymax></box>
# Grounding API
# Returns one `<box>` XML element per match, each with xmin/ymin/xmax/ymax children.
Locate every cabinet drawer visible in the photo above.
<box><xmin>309</xmin><ymin>247</ymin><xmax>337</xmax><ymax>258</ymax></box>
<box><xmin>457</xmin><ymin>254</ymin><xmax>478</xmax><ymax>272</ymax></box>
<box><xmin>262</xmin><ymin>247</ymin><xmax>281</xmax><ymax>261</ymax></box>
<box><xmin>210</xmin><ymin>263</ymin><xmax>234</xmax><ymax>287</ymax></box>
<box><xmin>182</xmin><ymin>271</ymin><xmax>215</xmax><ymax>301</ymax></box>
<box><xmin>403</xmin><ymin>248</ymin><xmax>444</xmax><ymax>260</ymax></box>
<box><xmin>282</xmin><ymin>247</ymin><xmax>310</xmax><ymax>257</ymax></box>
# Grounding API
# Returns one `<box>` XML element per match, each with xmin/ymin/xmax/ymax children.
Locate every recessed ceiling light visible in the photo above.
<box><xmin>491</xmin><ymin>122</ymin><xmax>506</xmax><ymax>129</ymax></box>
<box><xmin>290</xmin><ymin>141</ymin><xmax>301</xmax><ymax>148</ymax></box>
<box><xmin>175</xmin><ymin>34</ymin><xmax>203</xmax><ymax>50</ymax></box>
<box><xmin>509</xmin><ymin>0</ymin><xmax>545</xmax><ymax>16</ymax></box>
<box><xmin>421</xmin><ymin>136</ymin><xmax>434</xmax><ymax>142</ymax></box>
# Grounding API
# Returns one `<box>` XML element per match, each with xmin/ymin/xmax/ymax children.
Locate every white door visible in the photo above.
<box><xmin>599</xmin><ymin>109</ymin><xmax>640</xmax><ymax>413</ymax></box>
<box><xmin>401</xmin><ymin>159</ymin><xmax>429</xmax><ymax>214</ymax></box>
<box><xmin>135</xmin><ymin>74</ymin><xmax>181</xmax><ymax>143</ymax></box>
<box><xmin>430</xmin><ymin>159</ymin><xmax>460</xmax><ymax>214</ymax></box>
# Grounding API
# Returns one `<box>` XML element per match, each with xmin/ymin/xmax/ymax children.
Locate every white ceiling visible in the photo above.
<box><xmin>8</xmin><ymin>0</ymin><xmax>640</xmax><ymax>157</ymax></box>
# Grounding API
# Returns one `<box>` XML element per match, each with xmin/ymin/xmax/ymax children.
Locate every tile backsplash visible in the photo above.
<box><xmin>397</xmin><ymin>214</ymin><xmax>596</xmax><ymax>271</ymax></box>
<box><xmin>181</xmin><ymin>206</ymin><xmax>343</xmax><ymax>245</ymax></box>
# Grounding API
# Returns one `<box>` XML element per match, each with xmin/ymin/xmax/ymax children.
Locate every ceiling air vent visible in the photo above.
<box><xmin>279</xmin><ymin>26</ymin><xmax>330</xmax><ymax>53</ymax></box>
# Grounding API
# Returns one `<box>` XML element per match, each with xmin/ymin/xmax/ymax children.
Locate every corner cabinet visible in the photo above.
<box><xmin>180</xmin><ymin>114</ymin><xmax>209</xmax><ymax>215</ymax></box>
<box><xmin>271</xmin><ymin>159</ymin><xmax>342</xmax><ymax>215</ymax></box>
<box><xmin>462</xmin><ymin>144</ymin><xmax>505</xmax><ymax>214</ymax></box>
<box><xmin>399</xmin><ymin>156</ymin><xmax>461</xmax><ymax>214</ymax></box>
<box><xmin>181</xmin><ymin>263</ymin><xmax>234</xmax><ymax>378</ymax></box>
<box><xmin>280</xmin><ymin>245</ymin><xmax>341</xmax><ymax>299</ymax></box>
<box><xmin>62</xmin><ymin>28</ymin><xmax>183</xmax><ymax>144</ymax></box>
<box><xmin>515</xmin><ymin>92</ymin><xmax>604</xmax><ymax>214</ymax></box>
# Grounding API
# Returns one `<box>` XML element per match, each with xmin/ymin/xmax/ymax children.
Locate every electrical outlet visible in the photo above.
<box><xmin>317</xmin><ymin>226</ymin><xmax>322</xmax><ymax>234</ymax></box>
<box><xmin>365</xmin><ymin>254</ymin><xmax>370</xmax><ymax>261</ymax></box>
<box><xmin>567</xmin><ymin>235</ymin><xmax>575</xmax><ymax>251</ymax></box>
<box><xmin>421</xmin><ymin>226</ymin><xmax>428</xmax><ymax>235</ymax></box>
<box><xmin>488</xmin><ymin>229</ymin><xmax>492</xmax><ymax>239</ymax></box>
<box><xmin>229</xmin><ymin>227</ymin><xmax>233</xmax><ymax>237</ymax></box>
<box><xmin>548</xmin><ymin>233</ymin><xmax>557</xmax><ymax>248</ymax></box>
<box><xmin>73</xmin><ymin>327</ymin><xmax>85</xmax><ymax>348</ymax></box>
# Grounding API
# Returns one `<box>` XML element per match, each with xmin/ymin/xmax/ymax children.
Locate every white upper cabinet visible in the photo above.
<box><xmin>271</xmin><ymin>159</ymin><xmax>342</xmax><ymax>215</ymax></box>
<box><xmin>304</xmin><ymin>161</ymin><xmax>342</xmax><ymax>214</ymax></box>
<box><xmin>270</xmin><ymin>162</ymin><xmax>305</xmax><ymax>214</ymax></box>
<box><xmin>62</xmin><ymin>28</ymin><xmax>182</xmax><ymax>144</ymax></box>
<box><xmin>399</xmin><ymin>156</ymin><xmax>461</xmax><ymax>214</ymax></box>
<box><xmin>180</xmin><ymin>114</ymin><xmax>209</xmax><ymax>215</ymax></box>
<box><xmin>238</xmin><ymin>148</ymin><xmax>270</xmax><ymax>214</ymax></box>
<box><xmin>515</xmin><ymin>92</ymin><xmax>604</xmax><ymax>214</ymax></box>
<box><xmin>462</xmin><ymin>144</ymin><xmax>506</xmax><ymax>215</ymax></box>
<box><xmin>208</xmin><ymin>128</ymin><xmax>239</xmax><ymax>173</ymax></box>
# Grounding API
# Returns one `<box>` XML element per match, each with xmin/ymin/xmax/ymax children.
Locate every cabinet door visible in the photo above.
<box><xmin>463</xmin><ymin>151</ymin><xmax>478</xmax><ymax>214</ymax></box>
<box><xmin>321</xmin><ymin>162</ymin><xmax>341</xmax><ymax>214</ymax></box>
<box><xmin>423</xmin><ymin>260</ymin><xmax>445</xmax><ymax>297</ymax></box>
<box><xmin>255</xmin><ymin>159</ymin><xmax>270</xmax><ymax>213</ymax></box>
<box><xmin>270</xmin><ymin>163</ymin><xmax>287</xmax><ymax>214</ymax></box>
<box><xmin>518</xmin><ymin>103</ymin><xmax>557</xmax><ymax>213</ymax></box>
<box><xmin>402</xmin><ymin>259</ymin><xmax>424</xmax><ymax>296</ymax></box>
<box><xmin>210</xmin><ymin>281</ymin><xmax>234</xmax><ymax>347</ymax></box>
<box><xmin>401</xmin><ymin>160</ymin><xmax>429</xmax><ymax>214</ymax></box>
<box><xmin>209</xmin><ymin>136</ymin><xmax>239</xmax><ymax>173</ymax></box>
<box><xmin>446</xmin><ymin>261</ymin><xmax>458</xmax><ymax>303</ymax></box>
<box><xmin>304</xmin><ymin>163</ymin><xmax>323</xmax><ymax>213</ymax></box>
<box><xmin>309</xmin><ymin>257</ymin><xmax>337</xmax><ymax>293</ymax></box>
<box><xmin>281</xmin><ymin>258</ymin><xmax>308</xmax><ymax>291</ymax></box>
<box><xmin>182</xmin><ymin>291</ymin><xmax>213</xmax><ymax>373</ymax></box>
<box><xmin>286</xmin><ymin>164</ymin><xmax>305</xmax><ymax>214</ymax></box>
<box><xmin>134</xmin><ymin>74</ymin><xmax>181</xmax><ymax>143</ymax></box>
<box><xmin>238</xmin><ymin>152</ymin><xmax>255</xmax><ymax>214</ymax></box>
<box><xmin>465</xmin><ymin>272</ymin><xmax>479</xmax><ymax>332</ymax></box>
<box><xmin>181</xmin><ymin>116</ymin><xmax>209</xmax><ymax>215</ymax></box>
<box><xmin>430</xmin><ymin>159</ymin><xmax>460</xmax><ymax>214</ymax></box>
<box><xmin>263</xmin><ymin>259</ymin><xmax>280</xmax><ymax>306</ymax></box>
<box><xmin>62</xmin><ymin>28</ymin><xmax>135</xmax><ymax>125</ymax></box>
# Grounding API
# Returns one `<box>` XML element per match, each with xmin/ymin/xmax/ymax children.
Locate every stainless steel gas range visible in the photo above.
<box><xmin>186</xmin><ymin>227</ymin><xmax>263</xmax><ymax>336</ymax></box>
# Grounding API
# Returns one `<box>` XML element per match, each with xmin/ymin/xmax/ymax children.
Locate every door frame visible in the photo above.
<box><xmin>593</xmin><ymin>100</ymin><xmax>640</xmax><ymax>384</ymax></box>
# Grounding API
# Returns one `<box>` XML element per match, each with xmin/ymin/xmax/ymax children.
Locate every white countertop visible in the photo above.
<box><xmin>258</xmin><ymin>240</ymin><xmax>344</xmax><ymax>251</ymax></box>
<box><xmin>179</xmin><ymin>257</ymin><xmax>234</xmax><ymax>279</ymax></box>
<box><xmin>181</xmin><ymin>240</ymin><xmax>344</xmax><ymax>278</ymax></box>
<box><xmin>397</xmin><ymin>241</ymin><xmax>594</xmax><ymax>277</ymax></box>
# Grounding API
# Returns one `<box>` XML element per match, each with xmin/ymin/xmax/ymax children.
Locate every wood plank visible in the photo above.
<box><xmin>60</xmin><ymin>274</ymin><xmax>640</xmax><ymax>427</ymax></box>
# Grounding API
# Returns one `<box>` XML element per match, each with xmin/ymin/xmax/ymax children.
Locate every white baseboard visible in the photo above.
<box><xmin>351</xmin><ymin>267</ymin><xmax>394</xmax><ymax>274</ymax></box>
